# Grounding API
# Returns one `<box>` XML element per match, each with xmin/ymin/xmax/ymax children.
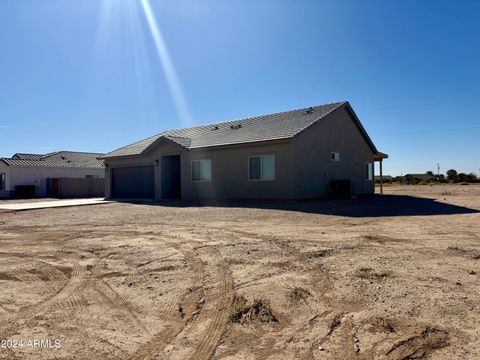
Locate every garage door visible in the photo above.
<box><xmin>111</xmin><ymin>166</ymin><xmax>154</xmax><ymax>199</ymax></box>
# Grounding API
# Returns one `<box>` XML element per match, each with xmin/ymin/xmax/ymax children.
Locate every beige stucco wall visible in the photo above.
<box><xmin>5</xmin><ymin>166</ymin><xmax>104</xmax><ymax>197</ymax></box>
<box><xmin>57</xmin><ymin>178</ymin><xmax>104</xmax><ymax>198</ymax></box>
<box><xmin>0</xmin><ymin>161</ymin><xmax>10</xmax><ymax>198</ymax></box>
<box><xmin>104</xmin><ymin>107</ymin><xmax>377</xmax><ymax>200</ymax></box>
<box><xmin>182</xmin><ymin>141</ymin><xmax>294</xmax><ymax>199</ymax></box>
<box><xmin>104</xmin><ymin>139</ymin><xmax>294</xmax><ymax>200</ymax></box>
<box><xmin>104</xmin><ymin>139</ymin><xmax>181</xmax><ymax>199</ymax></box>
<box><xmin>292</xmin><ymin>106</ymin><xmax>375</xmax><ymax>198</ymax></box>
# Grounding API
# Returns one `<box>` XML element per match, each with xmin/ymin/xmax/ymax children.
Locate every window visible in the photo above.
<box><xmin>249</xmin><ymin>155</ymin><xmax>275</xmax><ymax>181</ymax></box>
<box><xmin>0</xmin><ymin>173</ymin><xmax>5</xmax><ymax>190</ymax></box>
<box><xmin>331</xmin><ymin>152</ymin><xmax>340</xmax><ymax>161</ymax></box>
<box><xmin>365</xmin><ymin>163</ymin><xmax>373</xmax><ymax>181</ymax></box>
<box><xmin>192</xmin><ymin>159</ymin><xmax>211</xmax><ymax>182</ymax></box>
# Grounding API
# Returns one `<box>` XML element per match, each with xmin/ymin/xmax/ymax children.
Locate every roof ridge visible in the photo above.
<box><xmin>104</xmin><ymin>132</ymin><xmax>166</xmax><ymax>156</ymax></box>
<box><xmin>42</xmin><ymin>151</ymin><xmax>61</xmax><ymax>158</ymax></box>
<box><xmin>102</xmin><ymin>101</ymin><xmax>351</xmax><ymax>158</ymax></box>
<box><xmin>292</xmin><ymin>102</ymin><xmax>347</xmax><ymax>138</ymax></box>
<box><xmin>165</xmin><ymin>135</ymin><xmax>191</xmax><ymax>139</ymax></box>
<box><xmin>214</xmin><ymin>101</ymin><xmax>347</xmax><ymax>126</ymax></box>
<box><xmin>164</xmin><ymin>101</ymin><xmax>347</xmax><ymax>133</ymax></box>
<box><xmin>51</xmin><ymin>150</ymin><xmax>105</xmax><ymax>155</ymax></box>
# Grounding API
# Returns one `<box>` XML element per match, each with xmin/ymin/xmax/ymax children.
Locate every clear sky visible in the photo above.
<box><xmin>0</xmin><ymin>0</ymin><xmax>479</xmax><ymax>176</ymax></box>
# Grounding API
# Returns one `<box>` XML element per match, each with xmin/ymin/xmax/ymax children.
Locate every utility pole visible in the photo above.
<box><xmin>437</xmin><ymin>163</ymin><xmax>440</xmax><ymax>175</ymax></box>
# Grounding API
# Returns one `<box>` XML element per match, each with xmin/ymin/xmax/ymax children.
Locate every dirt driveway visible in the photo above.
<box><xmin>0</xmin><ymin>185</ymin><xmax>479</xmax><ymax>359</ymax></box>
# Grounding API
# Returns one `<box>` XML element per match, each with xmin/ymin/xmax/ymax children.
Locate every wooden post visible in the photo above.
<box><xmin>379</xmin><ymin>159</ymin><xmax>383</xmax><ymax>194</ymax></box>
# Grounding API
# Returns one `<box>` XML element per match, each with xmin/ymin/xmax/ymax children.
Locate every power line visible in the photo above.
<box><xmin>375</xmin><ymin>126</ymin><xmax>480</xmax><ymax>137</ymax></box>
<box><xmin>364</xmin><ymin>99</ymin><xmax>480</xmax><ymax>112</ymax></box>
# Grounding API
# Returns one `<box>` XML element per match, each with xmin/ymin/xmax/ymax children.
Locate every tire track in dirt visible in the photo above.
<box><xmin>51</xmin><ymin>247</ymin><xmax>150</xmax><ymax>335</ymax></box>
<box><xmin>0</xmin><ymin>256</ymin><xmax>84</xmax><ymax>323</ymax></box>
<box><xmin>217</xmin><ymin>228</ymin><xmax>451</xmax><ymax>359</ymax></box>
<box><xmin>10</xmin><ymin>268</ymin><xmax>42</xmax><ymax>282</ymax></box>
<box><xmin>42</xmin><ymin>256</ymin><xmax>87</xmax><ymax>309</ymax></box>
<box><xmin>0</xmin><ymin>229</ymin><xmax>92</xmax><ymax>319</ymax></box>
<box><xmin>0</xmin><ymin>237</ymin><xmax>107</xmax><ymax>323</ymax></box>
<box><xmin>127</xmin><ymin>243</ymin><xmax>205</xmax><ymax>360</ymax></box>
<box><xmin>211</xmin><ymin>228</ymin><xmax>363</xmax><ymax>357</ymax></box>
<box><xmin>110</xmin><ymin>270</ymin><xmax>141</xmax><ymax>310</ymax></box>
<box><xmin>212</xmin><ymin>228</ymin><xmax>336</xmax><ymax>301</ymax></box>
<box><xmin>36</xmin><ymin>261</ymin><xmax>69</xmax><ymax>283</ymax></box>
<box><xmin>0</xmin><ymin>255</ymin><xmax>87</xmax><ymax>354</ymax></box>
<box><xmin>135</xmin><ymin>234</ymin><xmax>234</xmax><ymax>360</ymax></box>
<box><xmin>186</xmin><ymin>246</ymin><xmax>234</xmax><ymax>360</ymax></box>
<box><xmin>0</xmin><ymin>229</ymin><xmax>151</xmax><ymax>358</ymax></box>
<box><xmin>40</xmin><ymin>245</ymin><xmax>150</xmax><ymax>353</ymax></box>
<box><xmin>0</xmin><ymin>228</ymin><xmax>163</xmax><ymax>352</ymax></box>
<box><xmin>93</xmin><ymin>278</ymin><xmax>148</xmax><ymax>334</ymax></box>
<box><xmin>56</xmin><ymin>292</ymin><xmax>88</xmax><ymax>312</ymax></box>
<box><xmin>9</xmin><ymin>260</ymin><xmax>70</xmax><ymax>299</ymax></box>
<box><xmin>228</xmin><ymin>229</ymin><xmax>358</xmax><ymax>307</ymax></box>
<box><xmin>258</xmin><ymin>233</ymin><xmax>365</xmax><ymax>358</ymax></box>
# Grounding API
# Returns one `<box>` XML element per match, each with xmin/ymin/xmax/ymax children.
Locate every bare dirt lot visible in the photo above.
<box><xmin>0</xmin><ymin>184</ymin><xmax>479</xmax><ymax>359</ymax></box>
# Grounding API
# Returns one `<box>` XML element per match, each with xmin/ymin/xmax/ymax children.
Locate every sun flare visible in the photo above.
<box><xmin>96</xmin><ymin>0</ymin><xmax>192</xmax><ymax>126</ymax></box>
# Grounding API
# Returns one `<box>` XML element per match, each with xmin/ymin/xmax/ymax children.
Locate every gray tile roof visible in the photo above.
<box><xmin>11</xmin><ymin>153</ymin><xmax>45</xmax><ymax>160</ymax></box>
<box><xmin>1</xmin><ymin>151</ymin><xmax>105</xmax><ymax>169</ymax></box>
<box><xmin>102</xmin><ymin>102</ymin><xmax>348</xmax><ymax>159</ymax></box>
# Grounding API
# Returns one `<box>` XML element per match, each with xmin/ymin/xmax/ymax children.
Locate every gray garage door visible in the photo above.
<box><xmin>111</xmin><ymin>166</ymin><xmax>154</xmax><ymax>199</ymax></box>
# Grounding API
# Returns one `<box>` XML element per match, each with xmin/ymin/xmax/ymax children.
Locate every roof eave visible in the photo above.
<box><xmin>101</xmin><ymin>135</ymin><xmax>190</xmax><ymax>160</ymax></box>
<box><xmin>343</xmin><ymin>102</ymin><xmax>380</xmax><ymax>155</ymax></box>
<box><xmin>374</xmin><ymin>151</ymin><xmax>389</xmax><ymax>160</ymax></box>
<box><xmin>189</xmin><ymin>137</ymin><xmax>292</xmax><ymax>151</ymax></box>
<box><xmin>102</xmin><ymin>137</ymin><xmax>293</xmax><ymax>159</ymax></box>
<box><xmin>0</xmin><ymin>158</ymin><xmax>10</xmax><ymax>167</ymax></box>
<box><xmin>3</xmin><ymin>164</ymin><xmax>103</xmax><ymax>169</ymax></box>
<box><xmin>99</xmin><ymin>153</ymin><xmax>142</xmax><ymax>161</ymax></box>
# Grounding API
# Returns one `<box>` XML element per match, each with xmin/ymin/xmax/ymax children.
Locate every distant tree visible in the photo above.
<box><xmin>426</xmin><ymin>171</ymin><xmax>434</xmax><ymax>176</ymax></box>
<box><xmin>435</xmin><ymin>174</ymin><xmax>446</xmax><ymax>183</ymax></box>
<box><xmin>455</xmin><ymin>173</ymin><xmax>479</xmax><ymax>183</ymax></box>
<box><xmin>446</xmin><ymin>169</ymin><xmax>458</xmax><ymax>182</ymax></box>
<box><xmin>404</xmin><ymin>175</ymin><xmax>420</xmax><ymax>185</ymax></box>
<box><xmin>467</xmin><ymin>173</ymin><xmax>477</xmax><ymax>182</ymax></box>
<box><xmin>458</xmin><ymin>173</ymin><xmax>468</xmax><ymax>182</ymax></box>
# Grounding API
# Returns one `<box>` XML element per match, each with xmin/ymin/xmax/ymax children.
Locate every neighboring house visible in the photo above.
<box><xmin>404</xmin><ymin>173</ymin><xmax>436</xmax><ymax>181</ymax></box>
<box><xmin>100</xmin><ymin>101</ymin><xmax>388</xmax><ymax>200</ymax></box>
<box><xmin>0</xmin><ymin>151</ymin><xmax>105</xmax><ymax>198</ymax></box>
<box><xmin>375</xmin><ymin>175</ymin><xmax>394</xmax><ymax>181</ymax></box>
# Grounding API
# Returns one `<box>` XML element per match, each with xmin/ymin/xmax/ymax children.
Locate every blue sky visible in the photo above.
<box><xmin>0</xmin><ymin>0</ymin><xmax>479</xmax><ymax>176</ymax></box>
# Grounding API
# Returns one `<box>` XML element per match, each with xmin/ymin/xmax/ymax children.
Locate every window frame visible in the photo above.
<box><xmin>248</xmin><ymin>154</ymin><xmax>276</xmax><ymax>181</ymax></box>
<box><xmin>331</xmin><ymin>152</ymin><xmax>340</xmax><ymax>162</ymax></box>
<box><xmin>191</xmin><ymin>159</ymin><xmax>212</xmax><ymax>182</ymax></box>
<box><xmin>365</xmin><ymin>162</ymin><xmax>373</xmax><ymax>181</ymax></box>
<box><xmin>0</xmin><ymin>173</ymin><xmax>5</xmax><ymax>191</ymax></box>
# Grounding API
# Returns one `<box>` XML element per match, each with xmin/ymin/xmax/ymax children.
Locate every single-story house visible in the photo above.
<box><xmin>100</xmin><ymin>101</ymin><xmax>388</xmax><ymax>200</ymax></box>
<box><xmin>403</xmin><ymin>173</ymin><xmax>436</xmax><ymax>181</ymax></box>
<box><xmin>0</xmin><ymin>151</ymin><xmax>105</xmax><ymax>198</ymax></box>
<box><xmin>375</xmin><ymin>175</ymin><xmax>394</xmax><ymax>181</ymax></box>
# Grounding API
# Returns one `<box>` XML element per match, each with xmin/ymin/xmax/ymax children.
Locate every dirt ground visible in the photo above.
<box><xmin>0</xmin><ymin>184</ymin><xmax>479</xmax><ymax>360</ymax></box>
